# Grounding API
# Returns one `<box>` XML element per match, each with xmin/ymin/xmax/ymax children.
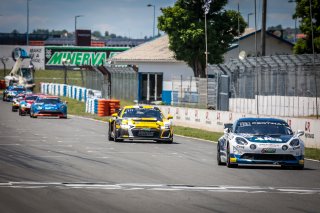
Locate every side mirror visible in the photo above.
<box><xmin>224</xmin><ymin>128</ymin><xmax>230</xmax><ymax>134</ymax></box>
<box><xmin>296</xmin><ymin>130</ymin><xmax>304</xmax><ymax>137</ymax></box>
<box><xmin>111</xmin><ymin>113</ymin><xmax>118</xmax><ymax>117</ymax></box>
<box><xmin>167</xmin><ymin>114</ymin><xmax>173</xmax><ymax>120</ymax></box>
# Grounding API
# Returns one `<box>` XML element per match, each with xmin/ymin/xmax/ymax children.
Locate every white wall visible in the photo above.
<box><xmin>158</xmin><ymin>105</ymin><xmax>320</xmax><ymax>148</ymax></box>
<box><xmin>230</xmin><ymin>96</ymin><xmax>319</xmax><ymax>117</ymax></box>
<box><xmin>114</xmin><ymin>61</ymin><xmax>194</xmax><ymax>81</ymax></box>
<box><xmin>0</xmin><ymin>45</ymin><xmax>45</xmax><ymax>70</ymax></box>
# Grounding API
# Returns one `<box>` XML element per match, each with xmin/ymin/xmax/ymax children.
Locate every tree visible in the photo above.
<box><xmin>293</xmin><ymin>0</ymin><xmax>320</xmax><ymax>54</ymax></box>
<box><xmin>158</xmin><ymin>0</ymin><xmax>246</xmax><ymax>77</ymax></box>
<box><xmin>92</xmin><ymin>30</ymin><xmax>102</xmax><ymax>38</ymax></box>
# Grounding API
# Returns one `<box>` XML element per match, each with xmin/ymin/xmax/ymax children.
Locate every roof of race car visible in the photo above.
<box><xmin>40</xmin><ymin>95</ymin><xmax>59</xmax><ymax>99</ymax></box>
<box><xmin>123</xmin><ymin>105</ymin><xmax>159</xmax><ymax>110</ymax></box>
<box><xmin>236</xmin><ymin>117</ymin><xmax>287</xmax><ymax>123</ymax></box>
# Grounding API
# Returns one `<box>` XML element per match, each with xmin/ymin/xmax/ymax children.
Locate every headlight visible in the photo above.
<box><xmin>250</xmin><ymin>144</ymin><xmax>257</xmax><ymax>150</ymax></box>
<box><xmin>37</xmin><ymin>106</ymin><xmax>43</xmax><ymax>110</ymax></box>
<box><xmin>60</xmin><ymin>105</ymin><xmax>66</xmax><ymax>110</ymax></box>
<box><xmin>235</xmin><ymin>137</ymin><xmax>248</xmax><ymax>145</ymax></box>
<box><xmin>161</xmin><ymin>124</ymin><xmax>171</xmax><ymax>129</ymax></box>
<box><xmin>290</xmin><ymin>139</ymin><xmax>300</xmax><ymax>147</ymax></box>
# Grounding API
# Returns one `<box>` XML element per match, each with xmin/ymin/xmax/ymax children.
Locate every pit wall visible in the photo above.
<box><xmin>157</xmin><ymin>106</ymin><xmax>320</xmax><ymax>149</ymax></box>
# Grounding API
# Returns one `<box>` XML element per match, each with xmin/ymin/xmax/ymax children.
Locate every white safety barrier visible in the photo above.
<box><xmin>40</xmin><ymin>83</ymin><xmax>101</xmax><ymax>102</ymax></box>
<box><xmin>158</xmin><ymin>106</ymin><xmax>320</xmax><ymax>149</ymax></box>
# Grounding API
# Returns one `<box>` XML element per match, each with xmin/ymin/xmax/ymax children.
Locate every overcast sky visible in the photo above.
<box><xmin>0</xmin><ymin>0</ymin><xmax>297</xmax><ymax>39</ymax></box>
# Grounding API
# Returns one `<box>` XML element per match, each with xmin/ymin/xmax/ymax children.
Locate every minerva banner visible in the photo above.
<box><xmin>45</xmin><ymin>46</ymin><xmax>129</xmax><ymax>69</ymax></box>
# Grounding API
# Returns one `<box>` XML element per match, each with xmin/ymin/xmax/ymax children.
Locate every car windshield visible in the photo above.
<box><xmin>37</xmin><ymin>98</ymin><xmax>61</xmax><ymax>104</ymax></box>
<box><xmin>235</xmin><ymin>121</ymin><xmax>293</xmax><ymax>135</ymax></box>
<box><xmin>122</xmin><ymin>108</ymin><xmax>163</xmax><ymax>120</ymax></box>
<box><xmin>25</xmin><ymin>96</ymin><xmax>37</xmax><ymax>101</ymax></box>
<box><xmin>13</xmin><ymin>88</ymin><xmax>26</xmax><ymax>92</ymax></box>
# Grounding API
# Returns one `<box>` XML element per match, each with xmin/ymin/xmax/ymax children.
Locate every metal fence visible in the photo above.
<box><xmin>171</xmin><ymin>76</ymin><xmax>219</xmax><ymax>109</ymax></box>
<box><xmin>221</xmin><ymin>54</ymin><xmax>320</xmax><ymax>117</ymax></box>
<box><xmin>171</xmin><ymin>54</ymin><xmax>320</xmax><ymax>117</ymax></box>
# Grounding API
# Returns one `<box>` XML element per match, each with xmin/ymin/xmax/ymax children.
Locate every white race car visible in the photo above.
<box><xmin>217</xmin><ymin>118</ymin><xmax>304</xmax><ymax>169</ymax></box>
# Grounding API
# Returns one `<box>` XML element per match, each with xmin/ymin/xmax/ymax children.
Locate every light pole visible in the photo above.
<box><xmin>288</xmin><ymin>0</ymin><xmax>297</xmax><ymax>43</ymax></box>
<box><xmin>147</xmin><ymin>4</ymin><xmax>155</xmax><ymax>38</ymax></box>
<box><xmin>308</xmin><ymin>0</ymin><xmax>318</xmax><ymax>119</ymax></box>
<box><xmin>27</xmin><ymin>0</ymin><xmax>31</xmax><ymax>46</ymax></box>
<box><xmin>247</xmin><ymin>12</ymin><xmax>253</xmax><ymax>28</ymax></box>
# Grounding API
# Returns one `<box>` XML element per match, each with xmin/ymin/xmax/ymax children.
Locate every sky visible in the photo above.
<box><xmin>0</xmin><ymin>0</ymin><xmax>297</xmax><ymax>39</ymax></box>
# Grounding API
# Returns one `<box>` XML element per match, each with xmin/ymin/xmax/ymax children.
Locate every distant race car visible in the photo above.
<box><xmin>11</xmin><ymin>93</ymin><xmax>26</xmax><ymax>112</ymax></box>
<box><xmin>108</xmin><ymin>105</ymin><xmax>173</xmax><ymax>143</ymax></box>
<box><xmin>217</xmin><ymin>118</ymin><xmax>305</xmax><ymax>169</ymax></box>
<box><xmin>18</xmin><ymin>94</ymin><xmax>43</xmax><ymax>116</ymax></box>
<box><xmin>30</xmin><ymin>96</ymin><xmax>67</xmax><ymax>119</ymax></box>
<box><xmin>3</xmin><ymin>86</ymin><xmax>27</xmax><ymax>102</ymax></box>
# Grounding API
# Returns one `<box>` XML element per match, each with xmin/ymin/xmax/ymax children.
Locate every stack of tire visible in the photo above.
<box><xmin>98</xmin><ymin>99</ymin><xmax>109</xmax><ymax>117</ymax></box>
<box><xmin>108</xmin><ymin>100</ymin><xmax>120</xmax><ymax>115</ymax></box>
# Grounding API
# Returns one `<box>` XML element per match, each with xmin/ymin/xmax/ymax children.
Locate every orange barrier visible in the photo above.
<box><xmin>108</xmin><ymin>99</ymin><xmax>120</xmax><ymax>115</ymax></box>
<box><xmin>97</xmin><ymin>99</ymin><xmax>120</xmax><ymax>116</ymax></box>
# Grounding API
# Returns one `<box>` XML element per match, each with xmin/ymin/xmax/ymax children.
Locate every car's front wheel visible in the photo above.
<box><xmin>113</xmin><ymin>123</ymin><xmax>123</xmax><ymax>142</ymax></box>
<box><xmin>226</xmin><ymin>143</ymin><xmax>238</xmax><ymax>168</ymax></box>
<box><xmin>108</xmin><ymin>123</ymin><xmax>113</xmax><ymax>141</ymax></box>
<box><xmin>217</xmin><ymin>144</ymin><xmax>224</xmax><ymax>166</ymax></box>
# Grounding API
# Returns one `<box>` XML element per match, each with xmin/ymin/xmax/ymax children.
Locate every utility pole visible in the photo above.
<box><xmin>261</xmin><ymin>0</ymin><xmax>267</xmax><ymax>56</ymax></box>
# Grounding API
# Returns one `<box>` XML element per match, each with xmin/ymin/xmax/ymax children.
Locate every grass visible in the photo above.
<box><xmin>305</xmin><ymin>148</ymin><xmax>320</xmax><ymax>161</ymax></box>
<box><xmin>173</xmin><ymin>125</ymin><xmax>223</xmax><ymax>142</ymax></box>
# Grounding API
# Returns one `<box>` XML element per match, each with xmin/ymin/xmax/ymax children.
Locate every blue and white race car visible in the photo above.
<box><xmin>30</xmin><ymin>96</ymin><xmax>67</xmax><ymax>119</ymax></box>
<box><xmin>3</xmin><ymin>86</ymin><xmax>27</xmax><ymax>102</ymax></box>
<box><xmin>217</xmin><ymin>118</ymin><xmax>305</xmax><ymax>169</ymax></box>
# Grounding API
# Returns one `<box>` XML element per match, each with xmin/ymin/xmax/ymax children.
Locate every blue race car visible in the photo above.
<box><xmin>3</xmin><ymin>86</ymin><xmax>27</xmax><ymax>102</ymax></box>
<box><xmin>30</xmin><ymin>96</ymin><xmax>67</xmax><ymax>119</ymax></box>
<box><xmin>217</xmin><ymin>118</ymin><xmax>305</xmax><ymax>169</ymax></box>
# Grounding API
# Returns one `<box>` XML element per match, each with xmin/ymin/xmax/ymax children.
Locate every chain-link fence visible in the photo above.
<box><xmin>226</xmin><ymin>54</ymin><xmax>320</xmax><ymax>117</ymax></box>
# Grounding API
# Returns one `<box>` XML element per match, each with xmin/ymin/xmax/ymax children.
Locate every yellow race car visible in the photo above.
<box><xmin>108</xmin><ymin>105</ymin><xmax>173</xmax><ymax>143</ymax></box>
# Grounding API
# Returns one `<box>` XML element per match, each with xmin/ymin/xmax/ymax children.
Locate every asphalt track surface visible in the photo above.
<box><xmin>0</xmin><ymin>100</ymin><xmax>319</xmax><ymax>213</ymax></box>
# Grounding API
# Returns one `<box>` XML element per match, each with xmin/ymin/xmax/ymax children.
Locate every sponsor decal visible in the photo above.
<box><xmin>217</xmin><ymin>112</ymin><xmax>220</xmax><ymax>120</ymax></box>
<box><xmin>305</xmin><ymin>121</ymin><xmax>311</xmax><ymax>132</ymax></box>
<box><xmin>205</xmin><ymin>111</ymin><xmax>211</xmax><ymax>124</ymax></box>
<box><xmin>195</xmin><ymin>110</ymin><xmax>200</xmax><ymax>122</ymax></box>
<box><xmin>305</xmin><ymin>133</ymin><xmax>314</xmax><ymax>139</ymax></box>
<box><xmin>46</xmin><ymin>51</ymin><xmax>106</xmax><ymax>66</ymax></box>
<box><xmin>185</xmin><ymin>109</ymin><xmax>190</xmax><ymax>121</ymax></box>
<box><xmin>254</xmin><ymin>137</ymin><xmax>283</xmax><ymax>142</ymax></box>
<box><xmin>287</xmin><ymin>119</ymin><xmax>292</xmax><ymax>127</ymax></box>
<box><xmin>261</xmin><ymin>148</ymin><xmax>276</xmax><ymax>153</ymax></box>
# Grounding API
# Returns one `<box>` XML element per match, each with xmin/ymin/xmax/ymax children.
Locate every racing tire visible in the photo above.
<box><xmin>226</xmin><ymin>144</ymin><xmax>238</xmax><ymax>168</ymax></box>
<box><xmin>11</xmin><ymin>107</ymin><xmax>16</xmax><ymax>112</ymax></box>
<box><xmin>18</xmin><ymin>109</ymin><xmax>22</xmax><ymax>116</ymax></box>
<box><xmin>113</xmin><ymin>124</ymin><xmax>123</xmax><ymax>142</ymax></box>
<box><xmin>108</xmin><ymin>124</ymin><xmax>113</xmax><ymax>141</ymax></box>
<box><xmin>60</xmin><ymin>116</ymin><xmax>67</xmax><ymax>119</ymax></box>
<box><xmin>217</xmin><ymin>144</ymin><xmax>224</xmax><ymax>166</ymax></box>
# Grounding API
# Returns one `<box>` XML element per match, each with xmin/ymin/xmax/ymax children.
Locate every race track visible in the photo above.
<box><xmin>0</xmin><ymin>100</ymin><xmax>319</xmax><ymax>213</ymax></box>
